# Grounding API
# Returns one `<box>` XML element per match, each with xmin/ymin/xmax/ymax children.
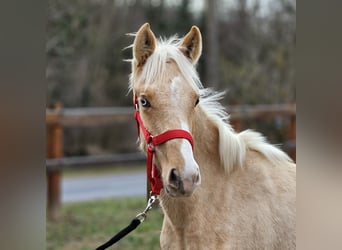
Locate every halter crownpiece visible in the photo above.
<box><xmin>133</xmin><ymin>94</ymin><xmax>194</xmax><ymax>195</ymax></box>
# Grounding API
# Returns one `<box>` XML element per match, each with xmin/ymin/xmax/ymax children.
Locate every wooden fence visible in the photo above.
<box><xmin>46</xmin><ymin>103</ymin><xmax>296</xmax><ymax>219</ymax></box>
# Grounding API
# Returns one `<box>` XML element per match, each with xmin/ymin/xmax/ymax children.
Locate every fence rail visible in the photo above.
<box><xmin>46</xmin><ymin>152</ymin><xmax>146</xmax><ymax>172</ymax></box>
<box><xmin>46</xmin><ymin>104</ymin><xmax>295</xmax><ymax>126</ymax></box>
<box><xmin>46</xmin><ymin>103</ymin><xmax>296</xmax><ymax>219</ymax></box>
<box><xmin>46</xmin><ymin>106</ymin><xmax>133</xmax><ymax>126</ymax></box>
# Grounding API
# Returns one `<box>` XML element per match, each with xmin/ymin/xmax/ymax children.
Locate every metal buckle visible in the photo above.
<box><xmin>147</xmin><ymin>143</ymin><xmax>154</xmax><ymax>153</ymax></box>
<box><xmin>135</xmin><ymin>194</ymin><xmax>158</xmax><ymax>222</ymax></box>
<box><xmin>147</xmin><ymin>135</ymin><xmax>154</xmax><ymax>149</ymax></box>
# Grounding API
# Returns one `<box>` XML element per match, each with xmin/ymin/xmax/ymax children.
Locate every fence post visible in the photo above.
<box><xmin>288</xmin><ymin>114</ymin><xmax>296</xmax><ymax>161</ymax></box>
<box><xmin>47</xmin><ymin>103</ymin><xmax>63</xmax><ymax>220</ymax></box>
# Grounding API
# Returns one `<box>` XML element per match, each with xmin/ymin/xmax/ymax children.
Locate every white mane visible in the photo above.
<box><xmin>130</xmin><ymin>37</ymin><xmax>293</xmax><ymax>172</ymax></box>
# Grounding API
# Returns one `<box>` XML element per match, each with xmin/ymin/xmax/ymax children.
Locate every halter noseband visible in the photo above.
<box><xmin>133</xmin><ymin>95</ymin><xmax>194</xmax><ymax>195</ymax></box>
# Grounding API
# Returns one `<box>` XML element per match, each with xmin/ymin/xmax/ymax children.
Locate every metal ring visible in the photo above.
<box><xmin>135</xmin><ymin>212</ymin><xmax>146</xmax><ymax>222</ymax></box>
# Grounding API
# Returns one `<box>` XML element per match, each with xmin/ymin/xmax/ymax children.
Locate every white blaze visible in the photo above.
<box><xmin>170</xmin><ymin>77</ymin><xmax>200</xmax><ymax>184</ymax></box>
<box><xmin>180</xmin><ymin>122</ymin><xmax>200</xmax><ymax>183</ymax></box>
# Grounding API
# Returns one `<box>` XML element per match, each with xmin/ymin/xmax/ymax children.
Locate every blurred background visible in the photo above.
<box><xmin>47</xmin><ymin>0</ymin><xmax>295</xmax><ymax>156</ymax></box>
<box><xmin>46</xmin><ymin>0</ymin><xmax>295</xmax><ymax>249</ymax></box>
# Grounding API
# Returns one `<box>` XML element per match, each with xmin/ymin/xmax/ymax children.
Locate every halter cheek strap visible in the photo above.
<box><xmin>134</xmin><ymin>95</ymin><xmax>194</xmax><ymax>195</ymax></box>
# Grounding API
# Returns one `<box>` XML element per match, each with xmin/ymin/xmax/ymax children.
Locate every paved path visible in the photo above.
<box><xmin>62</xmin><ymin>171</ymin><xmax>146</xmax><ymax>202</ymax></box>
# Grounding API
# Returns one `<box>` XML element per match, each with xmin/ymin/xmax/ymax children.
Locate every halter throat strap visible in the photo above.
<box><xmin>134</xmin><ymin>95</ymin><xmax>194</xmax><ymax>195</ymax></box>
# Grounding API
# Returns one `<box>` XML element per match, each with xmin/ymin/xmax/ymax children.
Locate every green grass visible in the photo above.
<box><xmin>47</xmin><ymin>197</ymin><xmax>163</xmax><ymax>250</ymax></box>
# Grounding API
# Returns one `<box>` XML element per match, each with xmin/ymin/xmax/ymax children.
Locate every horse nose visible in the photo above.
<box><xmin>168</xmin><ymin>168</ymin><xmax>181</xmax><ymax>190</ymax></box>
<box><xmin>167</xmin><ymin>168</ymin><xmax>201</xmax><ymax>195</ymax></box>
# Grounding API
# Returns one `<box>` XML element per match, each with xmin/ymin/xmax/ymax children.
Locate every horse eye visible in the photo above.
<box><xmin>140</xmin><ymin>96</ymin><xmax>151</xmax><ymax>108</ymax></box>
<box><xmin>195</xmin><ymin>98</ymin><xmax>199</xmax><ymax>107</ymax></box>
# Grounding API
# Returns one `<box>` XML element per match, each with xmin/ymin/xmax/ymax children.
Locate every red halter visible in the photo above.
<box><xmin>134</xmin><ymin>95</ymin><xmax>194</xmax><ymax>195</ymax></box>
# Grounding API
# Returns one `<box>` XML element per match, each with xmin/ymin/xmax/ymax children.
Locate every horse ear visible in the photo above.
<box><xmin>179</xmin><ymin>26</ymin><xmax>202</xmax><ymax>65</ymax></box>
<box><xmin>133</xmin><ymin>23</ymin><xmax>157</xmax><ymax>69</ymax></box>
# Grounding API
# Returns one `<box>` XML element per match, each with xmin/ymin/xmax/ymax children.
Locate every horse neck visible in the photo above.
<box><xmin>192</xmin><ymin>106</ymin><xmax>222</xmax><ymax>171</ymax></box>
<box><xmin>159</xmin><ymin>106</ymin><xmax>224</xmax><ymax>224</ymax></box>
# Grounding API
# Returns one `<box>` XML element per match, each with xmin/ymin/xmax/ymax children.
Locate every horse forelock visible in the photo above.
<box><xmin>129</xmin><ymin>36</ymin><xmax>202</xmax><ymax>92</ymax></box>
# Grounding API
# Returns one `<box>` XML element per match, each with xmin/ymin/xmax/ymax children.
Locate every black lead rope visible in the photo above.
<box><xmin>95</xmin><ymin>195</ymin><xmax>157</xmax><ymax>250</ymax></box>
<box><xmin>95</xmin><ymin>218</ymin><xmax>141</xmax><ymax>250</ymax></box>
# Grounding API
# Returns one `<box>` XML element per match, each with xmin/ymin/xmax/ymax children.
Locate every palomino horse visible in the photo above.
<box><xmin>129</xmin><ymin>23</ymin><xmax>296</xmax><ymax>250</ymax></box>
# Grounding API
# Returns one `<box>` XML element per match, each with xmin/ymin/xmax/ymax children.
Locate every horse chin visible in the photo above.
<box><xmin>164</xmin><ymin>185</ymin><xmax>196</xmax><ymax>198</ymax></box>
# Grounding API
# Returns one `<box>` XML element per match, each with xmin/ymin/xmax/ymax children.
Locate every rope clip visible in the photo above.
<box><xmin>135</xmin><ymin>194</ymin><xmax>158</xmax><ymax>222</ymax></box>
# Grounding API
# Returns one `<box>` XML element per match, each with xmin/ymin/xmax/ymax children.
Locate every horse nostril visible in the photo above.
<box><xmin>168</xmin><ymin>168</ymin><xmax>180</xmax><ymax>189</ymax></box>
<box><xmin>193</xmin><ymin>173</ymin><xmax>200</xmax><ymax>183</ymax></box>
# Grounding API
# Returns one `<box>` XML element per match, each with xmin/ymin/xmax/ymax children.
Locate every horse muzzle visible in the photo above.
<box><xmin>165</xmin><ymin>167</ymin><xmax>201</xmax><ymax>197</ymax></box>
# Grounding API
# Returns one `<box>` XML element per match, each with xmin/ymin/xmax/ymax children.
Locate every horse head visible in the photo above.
<box><xmin>130</xmin><ymin>23</ymin><xmax>202</xmax><ymax>197</ymax></box>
